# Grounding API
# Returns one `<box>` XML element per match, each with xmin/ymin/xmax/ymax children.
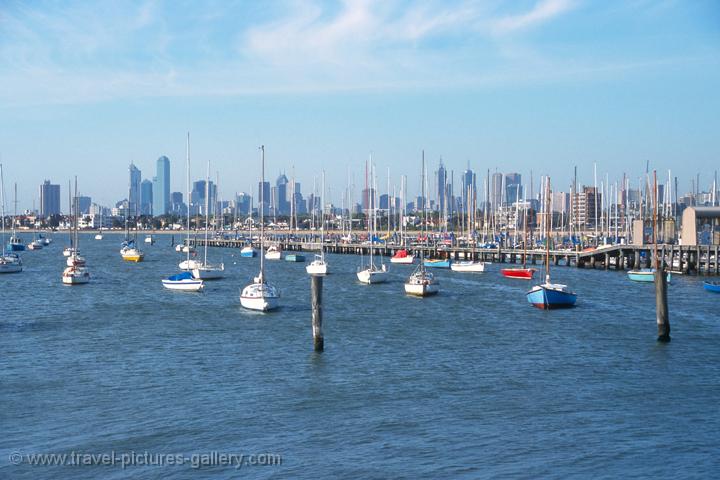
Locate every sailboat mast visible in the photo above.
<box><xmin>321</xmin><ymin>169</ymin><xmax>325</xmax><ymax>258</ymax></box>
<box><xmin>260</xmin><ymin>146</ymin><xmax>265</xmax><ymax>280</ymax></box>
<box><xmin>545</xmin><ymin>177</ymin><xmax>551</xmax><ymax>283</ymax></box>
<box><xmin>653</xmin><ymin>170</ymin><xmax>659</xmax><ymax>270</ymax></box>
<box><xmin>74</xmin><ymin>176</ymin><xmax>78</xmax><ymax>252</ymax></box>
<box><xmin>421</xmin><ymin>150</ymin><xmax>426</xmax><ymax>267</ymax></box>
<box><xmin>0</xmin><ymin>164</ymin><xmax>5</xmax><ymax>247</ymax></box>
<box><xmin>185</xmin><ymin>133</ymin><xmax>191</xmax><ymax>266</ymax></box>
<box><xmin>204</xmin><ymin>161</ymin><xmax>210</xmax><ymax>266</ymax></box>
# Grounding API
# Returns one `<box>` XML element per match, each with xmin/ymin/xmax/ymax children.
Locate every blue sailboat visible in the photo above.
<box><xmin>423</xmin><ymin>258</ymin><xmax>451</xmax><ymax>268</ymax></box>
<box><xmin>526</xmin><ymin>176</ymin><xmax>577</xmax><ymax>310</ymax></box>
<box><xmin>704</xmin><ymin>281</ymin><xmax>720</xmax><ymax>293</ymax></box>
<box><xmin>628</xmin><ymin>268</ymin><xmax>672</xmax><ymax>283</ymax></box>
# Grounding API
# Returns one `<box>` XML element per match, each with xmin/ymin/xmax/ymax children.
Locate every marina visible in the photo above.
<box><xmin>2</xmin><ymin>231</ymin><xmax>719</xmax><ymax>478</ymax></box>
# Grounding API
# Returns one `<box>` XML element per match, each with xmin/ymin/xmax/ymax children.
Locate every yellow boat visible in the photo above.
<box><xmin>121</xmin><ymin>248</ymin><xmax>144</xmax><ymax>262</ymax></box>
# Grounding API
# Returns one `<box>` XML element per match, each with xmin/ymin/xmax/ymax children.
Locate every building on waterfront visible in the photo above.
<box><xmin>129</xmin><ymin>163</ymin><xmax>141</xmax><ymax>214</ymax></box>
<box><xmin>152</xmin><ymin>156</ymin><xmax>170</xmax><ymax>216</ymax></box>
<box><xmin>680</xmin><ymin>207</ymin><xmax>720</xmax><ymax>246</ymax></box>
<box><xmin>274</xmin><ymin>173</ymin><xmax>289</xmax><ymax>215</ymax></box>
<box><xmin>361</xmin><ymin>188</ymin><xmax>376</xmax><ymax>212</ymax></box>
<box><xmin>490</xmin><ymin>172</ymin><xmax>503</xmax><ymax>212</ymax></box>
<box><xmin>235</xmin><ymin>193</ymin><xmax>252</xmax><ymax>216</ymax></box>
<box><xmin>191</xmin><ymin>180</ymin><xmax>216</xmax><ymax>216</ymax></box>
<box><xmin>39</xmin><ymin>180</ymin><xmax>61</xmax><ymax>217</ymax></box>
<box><xmin>140</xmin><ymin>179</ymin><xmax>153</xmax><ymax>215</ymax></box>
<box><xmin>461</xmin><ymin>167</ymin><xmax>476</xmax><ymax>212</ymax></box>
<box><xmin>572</xmin><ymin>186</ymin><xmax>602</xmax><ymax>229</ymax></box>
<box><xmin>77</xmin><ymin>196</ymin><xmax>92</xmax><ymax>215</ymax></box>
<box><xmin>170</xmin><ymin>192</ymin><xmax>186</xmax><ymax>216</ymax></box>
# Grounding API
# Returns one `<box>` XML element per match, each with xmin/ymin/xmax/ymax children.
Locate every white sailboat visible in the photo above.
<box><xmin>164</xmin><ymin>133</ymin><xmax>204</xmax><ymax>292</ymax></box>
<box><xmin>95</xmin><ymin>212</ymin><xmax>104</xmax><ymax>239</ymax></box>
<box><xmin>306</xmin><ymin>170</ymin><xmax>329</xmax><ymax>275</ymax></box>
<box><xmin>404</xmin><ymin>151</ymin><xmax>438</xmax><ymax>296</ymax></box>
<box><xmin>265</xmin><ymin>244</ymin><xmax>282</xmax><ymax>260</ymax></box>
<box><xmin>357</xmin><ymin>157</ymin><xmax>388</xmax><ymax>284</ymax></box>
<box><xmin>241</xmin><ymin>145</ymin><xmax>280</xmax><ymax>311</ymax></box>
<box><xmin>120</xmin><ymin>165</ymin><xmax>145</xmax><ymax>262</ymax></box>
<box><xmin>0</xmin><ymin>164</ymin><xmax>22</xmax><ymax>273</ymax></box>
<box><xmin>191</xmin><ymin>160</ymin><xmax>224</xmax><ymax>280</ymax></box>
<box><xmin>62</xmin><ymin>177</ymin><xmax>90</xmax><ymax>285</ymax></box>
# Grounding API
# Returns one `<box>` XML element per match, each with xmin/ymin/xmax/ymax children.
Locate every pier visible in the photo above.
<box><xmin>187</xmin><ymin>234</ymin><xmax>720</xmax><ymax>276</ymax></box>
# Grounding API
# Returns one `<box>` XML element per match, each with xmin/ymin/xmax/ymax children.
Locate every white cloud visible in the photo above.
<box><xmin>491</xmin><ymin>0</ymin><xmax>576</xmax><ymax>34</ymax></box>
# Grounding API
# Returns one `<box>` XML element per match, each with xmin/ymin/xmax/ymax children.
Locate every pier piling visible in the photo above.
<box><xmin>655</xmin><ymin>268</ymin><xmax>670</xmax><ymax>342</ymax></box>
<box><xmin>311</xmin><ymin>275</ymin><xmax>324</xmax><ymax>352</ymax></box>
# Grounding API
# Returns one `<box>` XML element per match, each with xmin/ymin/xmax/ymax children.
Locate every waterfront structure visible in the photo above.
<box><xmin>77</xmin><ymin>196</ymin><xmax>91</xmax><ymax>215</ymax></box>
<box><xmin>680</xmin><ymin>207</ymin><xmax>720</xmax><ymax>246</ymax></box>
<box><xmin>39</xmin><ymin>180</ymin><xmax>61</xmax><ymax>217</ymax></box>
<box><xmin>572</xmin><ymin>186</ymin><xmax>602</xmax><ymax>229</ymax></box>
<box><xmin>152</xmin><ymin>156</ymin><xmax>170</xmax><ymax>216</ymax></box>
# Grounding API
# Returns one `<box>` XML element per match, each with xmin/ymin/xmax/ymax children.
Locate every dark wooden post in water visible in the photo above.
<box><xmin>311</xmin><ymin>275</ymin><xmax>324</xmax><ymax>352</ymax></box>
<box><xmin>655</xmin><ymin>268</ymin><xmax>670</xmax><ymax>342</ymax></box>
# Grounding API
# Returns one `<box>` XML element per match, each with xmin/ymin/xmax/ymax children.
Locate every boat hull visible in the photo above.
<box><xmin>7</xmin><ymin>243</ymin><xmax>25</xmax><ymax>252</ymax></box>
<box><xmin>306</xmin><ymin>262</ymin><xmax>328</xmax><ymax>275</ymax></box>
<box><xmin>191</xmin><ymin>266</ymin><xmax>225</xmax><ymax>280</ymax></box>
<box><xmin>162</xmin><ymin>279</ymin><xmax>204</xmax><ymax>291</ymax></box>
<box><xmin>628</xmin><ymin>270</ymin><xmax>672</xmax><ymax>283</ymax></box>
<box><xmin>240</xmin><ymin>248</ymin><xmax>256</xmax><ymax>258</ymax></box>
<box><xmin>240</xmin><ymin>282</ymin><xmax>280</xmax><ymax>311</ymax></box>
<box><xmin>0</xmin><ymin>262</ymin><xmax>23</xmax><ymax>273</ymax></box>
<box><xmin>501</xmin><ymin>268</ymin><xmax>535</xmax><ymax>279</ymax></box>
<box><xmin>285</xmin><ymin>254</ymin><xmax>305</xmax><ymax>262</ymax></box>
<box><xmin>357</xmin><ymin>269</ymin><xmax>388</xmax><ymax>284</ymax></box>
<box><xmin>703</xmin><ymin>282</ymin><xmax>720</xmax><ymax>293</ymax></box>
<box><xmin>390</xmin><ymin>255</ymin><xmax>415</xmax><ymax>264</ymax></box>
<box><xmin>423</xmin><ymin>259</ymin><xmax>451</xmax><ymax>268</ymax></box>
<box><xmin>265</xmin><ymin>251</ymin><xmax>282</xmax><ymax>260</ymax></box>
<box><xmin>451</xmin><ymin>262</ymin><xmax>486</xmax><ymax>272</ymax></box>
<box><xmin>404</xmin><ymin>282</ymin><xmax>439</xmax><ymax>296</ymax></box>
<box><xmin>62</xmin><ymin>267</ymin><xmax>90</xmax><ymax>285</ymax></box>
<box><xmin>122</xmin><ymin>254</ymin><xmax>144</xmax><ymax>262</ymax></box>
<box><xmin>526</xmin><ymin>284</ymin><xmax>577</xmax><ymax>309</ymax></box>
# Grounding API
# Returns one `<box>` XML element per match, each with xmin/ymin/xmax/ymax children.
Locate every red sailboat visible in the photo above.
<box><xmin>501</xmin><ymin>199</ymin><xmax>535</xmax><ymax>280</ymax></box>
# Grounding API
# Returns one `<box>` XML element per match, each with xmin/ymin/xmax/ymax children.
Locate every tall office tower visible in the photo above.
<box><xmin>258</xmin><ymin>181</ymin><xmax>270</xmax><ymax>215</ymax></box>
<box><xmin>437</xmin><ymin>160</ymin><xmax>447</xmax><ymax>214</ymax></box>
<box><xmin>152</xmin><ymin>156</ymin><xmax>170</xmax><ymax>216</ymax></box>
<box><xmin>505</xmin><ymin>173</ymin><xmax>523</xmax><ymax>204</ymax></box>
<box><xmin>39</xmin><ymin>180</ymin><xmax>61</xmax><ymax>217</ymax></box>
<box><xmin>129</xmin><ymin>163</ymin><xmax>142</xmax><ymax>214</ymax></box>
<box><xmin>491</xmin><ymin>172</ymin><xmax>503</xmax><ymax>211</ymax></box>
<box><xmin>275</xmin><ymin>173</ymin><xmax>289</xmax><ymax>215</ymax></box>
<box><xmin>462</xmin><ymin>167</ymin><xmax>476</xmax><ymax>212</ymax></box>
<box><xmin>140</xmin><ymin>179</ymin><xmax>153</xmax><ymax>215</ymax></box>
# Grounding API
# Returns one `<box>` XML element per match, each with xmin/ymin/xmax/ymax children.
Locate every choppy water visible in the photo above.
<box><xmin>1</xmin><ymin>233</ymin><xmax>719</xmax><ymax>479</ymax></box>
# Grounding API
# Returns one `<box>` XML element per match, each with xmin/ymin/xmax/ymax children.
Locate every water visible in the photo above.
<box><xmin>2</xmin><ymin>233</ymin><xmax>719</xmax><ymax>479</ymax></box>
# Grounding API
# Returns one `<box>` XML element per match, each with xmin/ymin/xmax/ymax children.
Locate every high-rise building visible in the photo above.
<box><xmin>235</xmin><ymin>193</ymin><xmax>252</xmax><ymax>215</ymax></box>
<box><xmin>491</xmin><ymin>172</ymin><xmax>503</xmax><ymax>211</ymax></box>
<box><xmin>39</xmin><ymin>180</ymin><xmax>61</xmax><ymax>217</ymax></box>
<box><xmin>275</xmin><ymin>173</ymin><xmax>289</xmax><ymax>215</ymax></box>
<box><xmin>170</xmin><ymin>191</ymin><xmax>185</xmax><ymax>216</ymax></box>
<box><xmin>140</xmin><ymin>179</ymin><xmax>153</xmax><ymax>215</ymax></box>
<box><xmin>437</xmin><ymin>160</ymin><xmax>447</xmax><ymax>214</ymax></box>
<box><xmin>191</xmin><ymin>180</ymin><xmax>217</xmax><ymax>215</ymax></box>
<box><xmin>76</xmin><ymin>196</ymin><xmax>92</xmax><ymax>215</ymax></box>
<box><xmin>361</xmin><ymin>188</ymin><xmax>376</xmax><ymax>212</ymax></box>
<box><xmin>462</xmin><ymin>168</ymin><xmax>476</xmax><ymax>212</ymax></box>
<box><xmin>572</xmin><ymin>186</ymin><xmax>602</xmax><ymax>228</ymax></box>
<box><xmin>152</xmin><ymin>156</ymin><xmax>170</xmax><ymax>216</ymax></box>
<box><xmin>129</xmin><ymin>163</ymin><xmax>141</xmax><ymax>213</ymax></box>
<box><xmin>257</xmin><ymin>181</ymin><xmax>270</xmax><ymax>215</ymax></box>
<box><xmin>505</xmin><ymin>173</ymin><xmax>523</xmax><ymax>204</ymax></box>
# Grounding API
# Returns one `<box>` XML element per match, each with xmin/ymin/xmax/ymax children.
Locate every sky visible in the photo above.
<box><xmin>0</xmin><ymin>0</ymin><xmax>718</xmax><ymax>212</ymax></box>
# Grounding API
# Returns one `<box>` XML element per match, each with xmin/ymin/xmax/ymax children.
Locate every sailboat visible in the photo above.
<box><xmin>0</xmin><ymin>164</ymin><xmax>22</xmax><ymax>273</ymax></box>
<box><xmin>501</xmin><ymin>195</ymin><xmax>535</xmax><ymax>279</ymax></box>
<box><xmin>7</xmin><ymin>183</ymin><xmax>25</xmax><ymax>251</ymax></box>
<box><xmin>240</xmin><ymin>244</ymin><xmax>256</xmax><ymax>257</ymax></box>
<box><xmin>265</xmin><ymin>243</ymin><xmax>282</xmax><ymax>260</ymax></box>
<box><xmin>391</xmin><ymin>174</ymin><xmax>415</xmax><ymax>264</ymax></box>
<box><xmin>306</xmin><ymin>170</ymin><xmax>329</xmax><ymax>275</ymax></box>
<box><xmin>628</xmin><ymin>172</ymin><xmax>671</xmax><ymax>283</ymax></box>
<box><xmin>357</xmin><ymin>158</ymin><xmax>388</xmax><ymax>284</ymax></box>
<box><xmin>164</xmin><ymin>133</ymin><xmax>204</xmax><ymax>292</ymax></box>
<box><xmin>526</xmin><ymin>176</ymin><xmax>576</xmax><ymax>309</ymax></box>
<box><xmin>405</xmin><ymin>151</ymin><xmax>439</xmax><ymax>296</ymax></box>
<box><xmin>120</xmin><ymin>165</ymin><xmax>144</xmax><ymax>262</ymax></box>
<box><xmin>27</xmin><ymin>233</ymin><xmax>44</xmax><ymax>250</ymax></box>
<box><xmin>62</xmin><ymin>177</ymin><xmax>90</xmax><ymax>285</ymax></box>
<box><xmin>191</xmin><ymin>160</ymin><xmax>224</xmax><ymax>280</ymax></box>
<box><xmin>240</xmin><ymin>145</ymin><xmax>280</xmax><ymax>311</ymax></box>
<box><xmin>95</xmin><ymin>211</ymin><xmax>104</xmax><ymax>240</ymax></box>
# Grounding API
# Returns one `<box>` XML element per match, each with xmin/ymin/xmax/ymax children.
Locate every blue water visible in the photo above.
<box><xmin>2</xmin><ymin>233</ymin><xmax>719</xmax><ymax>479</ymax></box>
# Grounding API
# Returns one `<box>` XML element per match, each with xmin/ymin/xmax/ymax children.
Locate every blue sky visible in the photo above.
<box><xmin>0</xmin><ymin>0</ymin><xmax>718</xmax><ymax>211</ymax></box>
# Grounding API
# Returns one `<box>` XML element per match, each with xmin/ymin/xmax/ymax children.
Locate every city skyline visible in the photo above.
<box><xmin>1</xmin><ymin>1</ymin><xmax>718</xmax><ymax>210</ymax></box>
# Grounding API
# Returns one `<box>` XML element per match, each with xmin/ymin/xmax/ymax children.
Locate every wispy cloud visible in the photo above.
<box><xmin>490</xmin><ymin>0</ymin><xmax>575</xmax><ymax>34</ymax></box>
<box><xmin>0</xmin><ymin>0</ymin><xmax>707</xmax><ymax>107</ymax></box>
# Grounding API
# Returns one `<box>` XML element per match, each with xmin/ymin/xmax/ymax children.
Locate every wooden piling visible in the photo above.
<box><xmin>655</xmin><ymin>268</ymin><xmax>670</xmax><ymax>342</ymax></box>
<box><xmin>311</xmin><ymin>275</ymin><xmax>324</xmax><ymax>352</ymax></box>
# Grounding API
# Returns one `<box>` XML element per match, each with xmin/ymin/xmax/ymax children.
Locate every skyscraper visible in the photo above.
<box><xmin>275</xmin><ymin>173</ymin><xmax>289</xmax><ymax>215</ymax></box>
<box><xmin>258</xmin><ymin>181</ymin><xmax>270</xmax><ymax>215</ymax></box>
<box><xmin>140</xmin><ymin>179</ymin><xmax>153</xmax><ymax>215</ymax></box>
<box><xmin>152</xmin><ymin>156</ymin><xmax>170</xmax><ymax>216</ymax></box>
<box><xmin>462</xmin><ymin>167</ymin><xmax>476</xmax><ymax>212</ymax></box>
<box><xmin>191</xmin><ymin>180</ymin><xmax>217</xmax><ymax>215</ymax></box>
<box><xmin>437</xmin><ymin>160</ymin><xmax>447</xmax><ymax>214</ymax></box>
<box><xmin>491</xmin><ymin>172</ymin><xmax>503</xmax><ymax>211</ymax></box>
<box><xmin>39</xmin><ymin>180</ymin><xmax>61</xmax><ymax>217</ymax></box>
<box><xmin>129</xmin><ymin>163</ymin><xmax>141</xmax><ymax>214</ymax></box>
<box><xmin>505</xmin><ymin>173</ymin><xmax>523</xmax><ymax>204</ymax></box>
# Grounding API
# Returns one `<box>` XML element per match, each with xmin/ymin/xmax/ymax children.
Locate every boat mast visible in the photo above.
<box><xmin>203</xmin><ymin>160</ymin><xmax>210</xmax><ymax>267</ymax></box>
<box><xmin>185</xmin><ymin>133</ymin><xmax>191</xmax><ymax>268</ymax></box>
<box><xmin>653</xmin><ymin>170</ymin><xmax>658</xmax><ymax>271</ymax></box>
<box><xmin>260</xmin><ymin>146</ymin><xmax>266</xmax><ymax>282</ymax></box>
<box><xmin>320</xmin><ymin>169</ymin><xmax>325</xmax><ymax>260</ymax></box>
<box><xmin>421</xmin><ymin>150</ymin><xmax>427</xmax><ymax>271</ymax></box>
<box><xmin>0</xmin><ymin>164</ymin><xmax>6</xmax><ymax>248</ymax></box>
<box><xmin>545</xmin><ymin>176</ymin><xmax>551</xmax><ymax>284</ymax></box>
<box><xmin>74</xmin><ymin>176</ymin><xmax>79</xmax><ymax>253</ymax></box>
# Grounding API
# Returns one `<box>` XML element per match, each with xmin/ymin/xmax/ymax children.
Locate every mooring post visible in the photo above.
<box><xmin>655</xmin><ymin>268</ymin><xmax>670</xmax><ymax>342</ymax></box>
<box><xmin>311</xmin><ymin>275</ymin><xmax>324</xmax><ymax>352</ymax></box>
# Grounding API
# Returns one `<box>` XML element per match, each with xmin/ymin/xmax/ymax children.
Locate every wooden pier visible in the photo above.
<box><xmin>187</xmin><ymin>235</ymin><xmax>720</xmax><ymax>276</ymax></box>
